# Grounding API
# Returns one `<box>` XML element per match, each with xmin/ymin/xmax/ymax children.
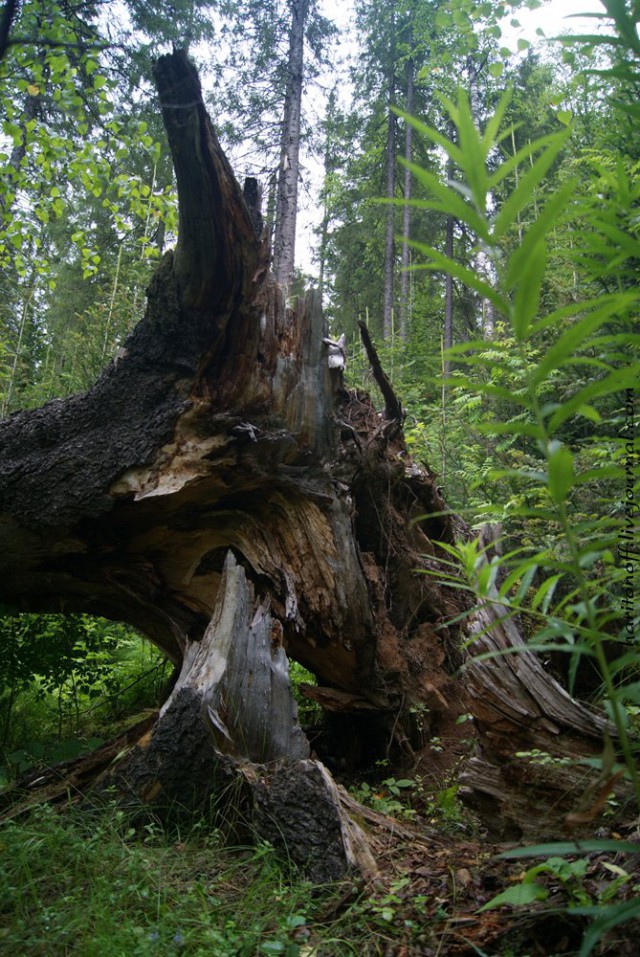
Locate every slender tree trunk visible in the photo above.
<box><xmin>443</xmin><ymin>153</ymin><xmax>454</xmax><ymax>375</ymax></box>
<box><xmin>465</xmin><ymin>54</ymin><xmax>494</xmax><ymax>335</ymax></box>
<box><xmin>382</xmin><ymin>9</ymin><xmax>396</xmax><ymax>339</ymax></box>
<box><xmin>443</xmin><ymin>220</ymin><xmax>454</xmax><ymax>347</ymax></box>
<box><xmin>317</xmin><ymin>90</ymin><xmax>337</xmax><ymax>300</ymax></box>
<box><xmin>382</xmin><ymin>102</ymin><xmax>396</xmax><ymax>339</ymax></box>
<box><xmin>399</xmin><ymin>55</ymin><xmax>414</xmax><ymax>341</ymax></box>
<box><xmin>272</xmin><ymin>0</ymin><xmax>308</xmax><ymax>290</ymax></box>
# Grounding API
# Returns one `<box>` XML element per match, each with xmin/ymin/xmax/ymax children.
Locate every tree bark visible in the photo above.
<box><xmin>443</xmin><ymin>122</ymin><xmax>455</xmax><ymax>375</ymax></box>
<box><xmin>272</xmin><ymin>0</ymin><xmax>308</xmax><ymax>289</ymax></box>
<box><xmin>317</xmin><ymin>89</ymin><xmax>338</xmax><ymax>300</ymax></box>
<box><xmin>461</xmin><ymin>596</ymin><xmax>614</xmax><ymax>839</ymax></box>
<box><xmin>399</xmin><ymin>54</ymin><xmax>414</xmax><ymax>341</ymax></box>
<box><xmin>382</xmin><ymin>12</ymin><xmax>397</xmax><ymax>339</ymax></box>
<box><xmin>0</xmin><ymin>50</ymin><xmax>625</xmax><ymax>871</ymax></box>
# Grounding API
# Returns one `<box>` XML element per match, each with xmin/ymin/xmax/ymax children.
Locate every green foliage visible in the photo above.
<box><xmin>350</xmin><ymin>775</ymin><xmax>419</xmax><ymax>820</ymax></box>
<box><xmin>349</xmin><ymin>762</ymin><xmax>470</xmax><ymax>833</ymax></box>
<box><xmin>0</xmin><ymin>614</ymin><xmax>169</xmax><ymax>782</ymax></box>
<box><xmin>411</xmin><ymin>83</ymin><xmax>639</xmax><ymax>788</ymax></box>
<box><xmin>0</xmin><ymin>804</ymin><xmax>356</xmax><ymax>957</ymax></box>
<box><xmin>394</xmin><ymin>6</ymin><xmax>639</xmax><ymax>953</ymax></box>
<box><xmin>486</xmin><ymin>843</ymin><xmax>640</xmax><ymax>956</ymax></box>
<box><xmin>288</xmin><ymin>660</ymin><xmax>322</xmax><ymax>725</ymax></box>
<box><xmin>0</xmin><ymin>0</ymin><xmax>185</xmax><ymax>417</ymax></box>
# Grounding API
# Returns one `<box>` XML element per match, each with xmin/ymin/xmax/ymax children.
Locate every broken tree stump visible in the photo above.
<box><xmin>0</xmin><ymin>48</ymin><xmax>628</xmax><ymax>860</ymax></box>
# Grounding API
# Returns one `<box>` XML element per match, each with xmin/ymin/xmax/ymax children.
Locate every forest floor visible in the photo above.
<box><xmin>1</xmin><ymin>761</ymin><xmax>639</xmax><ymax>956</ymax></box>
<box><xmin>1</xmin><ymin>690</ymin><xmax>639</xmax><ymax>956</ymax></box>
<box><xmin>347</xmin><ymin>810</ymin><xmax>640</xmax><ymax>956</ymax></box>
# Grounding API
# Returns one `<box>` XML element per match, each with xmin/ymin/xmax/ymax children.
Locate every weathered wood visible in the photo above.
<box><xmin>459</xmin><ymin>598</ymin><xmax>619</xmax><ymax>838</ymax></box>
<box><xmin>172</xmin><ymin>551</ymin><xmax>310</xmax><ymax>765</ymax></box>
<box><xmin>0</xmin><ymin>49</ymin><xmax>624</xmax><ymax>855</ymax></box>
<box><xmin>358</xmin><ymin>320</ymin><xmax>403</xmax><ymax>422</ymax></box>
<box><xmin>95</xmin><ymin>552</ymin><xmax>376</xmax><ymax>880</ymax></box>
<box><xmin>0</xmin><ymin>712</ymin><xmax>158</xmax><ymax>818</ymax></box>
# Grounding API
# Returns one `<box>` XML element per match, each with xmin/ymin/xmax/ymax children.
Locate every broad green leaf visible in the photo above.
<box><xmin>493</xmin><ymin>128</ymin><xmax>572</xmax><ymax>239</ymax></box>
<box><xmin>580</xmin><ymin>901</ymin><xmax>640</xmax><ymax>957</ymax></box>
<box><xmin>393</xmin><ymin>109</ymin><xmax>464</xmax><ymax>167</ymax></box>
<box><xmin>572</xmin><ymin>465</ymin><xmax>623</xmax><ymax>485</ymax></box>
<box><xmin>559</xmin><ymin>33</ymin><xmax>623</xmax><ymax>46</ymax></box>
<box><xmin>547</xmin><ymin>442</ymin><xmax>575</xmax><ymax>505</ymax></box>
<box><xmin>408</xmin><ymin>240</ymin><xmax>509</xmax><ymax>312</ymax></box>
<box><xmin>505</xmin><ymin>178</ymin><xmax>580</xmax><ymax>288</ymax></box>
<box><xmin>531</xmin><ymin>301</ymin><xmax>636</xmax><ymax>387</ymax></box>
<box><xmin>617</xmin><ymin>681</ymin><xmax>640</xmax><ymax>704</ymax></box>
<box><xmin>531</xmin><ymin>574</ymin><xmax>562</xmax><ymax>613</ymax></box>
<box><xmin>592</xmin><ymin>221</ymin><xmax>640</xmax><ymax>257</ymax></box>
<box><xmin>396</xmin><ymin>160</ymin><xmax>490</xmax><ymax>238</ymax></box>
<box><xmin>453</xmin><ymin>88</ymin><xmax>489</xmax><ymax>211</ymax></box>
<box><xmin>499</xmin><ymin>561</ymin><xmax>539</xmax><ymax>601</ymax></box>
<box><xmin>490</xmin><ymin>132</ymin><xmax>572</xmax><ymax>190</ymax></box>
<box><xmin>499</xmin><ymin>839</ymin><xmax>640</xmax><ymax>858</ymax></box>
<box><xmin>531</xmin><ymin>293</ymin><xmax>637</xmax><ymax>336</ymax></box>
<box><xmin>512</xmin><ymin>238</ymin><xmax>547</xmax><ymax>340</ymax></box>
<box><xmin>611</xmin><ymin>100</ymin><xmax>640</xmax><ymax>118</ymax></box>
<box><xmin>610</xmin><ymin>652</ymin><xmax>640</xmax><ymax>677</ymax></box>
<box><xmin>478</xmin><ymin>882</ymin><xmax>548</xmax><ymax>911</ymax></box>
<box><xmin>548</xmin><ymin>366</ymin><xmax>640</xmax><ymax>433</ymax></box>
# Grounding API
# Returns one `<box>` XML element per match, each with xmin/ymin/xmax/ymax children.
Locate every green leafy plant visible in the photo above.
<box><xmin>0</xmin><ymin>802</ymin><xmax>359</xmax><ymax>957</ymax></box>
<box><xmin>350</xmin><ymin>775</ymin><xmax>419</xmax><ymax>820</ymax></box>
<box><xmin>480</xmin><ymin>855</ymin><xmax>592</xmax><ymax>911</ymax></box>
<box><xmin>492</xmin><ymin>842</ymin><xmax>640</xmax><ymax>957</ymax></box>
<box><xmin>0</xmin><ymin>613</ymin><xmax>170</xmax><ymax>783</ymax></box>
<box><xmin>402</xmin><ymin>83</ymin><xmax>639</xmax><ymax>800</ymax></box>
<box><xmin>395</xmin><ymin>4</ymin><xmax>639</xmax><ymax>953</ymax></box>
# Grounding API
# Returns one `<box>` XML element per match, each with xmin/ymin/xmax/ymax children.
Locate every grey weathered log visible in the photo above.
<box><xmin>100</xmin><ymin>552</ymin><xmax>376</xmax><ymax>880</ymax></box>
<box><xmin>459</xmin><ymin>597</ymin><xmax>616</xmax><ymax>838</ymax></box>
<box><xmin>172</xmin><ymin>552</ymin><xmax>309</xmax><ymax>765</ymax></box>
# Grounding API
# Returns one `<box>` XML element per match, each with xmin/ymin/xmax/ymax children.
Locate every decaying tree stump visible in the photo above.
<box><xmin>0</xmin><ymin>50</ymin><xmax>626</xmax><ymax>872</ymax></box>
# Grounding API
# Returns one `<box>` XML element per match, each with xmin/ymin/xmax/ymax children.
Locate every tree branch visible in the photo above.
<box><xmin>358</xmin><ymin>320</ymin><xmax>403</xmax><ymax>422</ymax></box>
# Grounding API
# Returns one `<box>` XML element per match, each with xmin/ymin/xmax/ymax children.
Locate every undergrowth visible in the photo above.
<box><xmin>0</xmin><ymin>802</ymin><xmax>366</xmax><ymax>957</ymax></box>
<box><xmin>0</xmin><ymin>618</ymin><xmax>170</xmax><ymax>787</ymax></box>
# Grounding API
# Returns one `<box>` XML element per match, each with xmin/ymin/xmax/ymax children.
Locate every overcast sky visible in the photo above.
<box><xmin>500</xmin><ymin>0</ymin><xmax>604</xmax><ymax>43</ymax></box>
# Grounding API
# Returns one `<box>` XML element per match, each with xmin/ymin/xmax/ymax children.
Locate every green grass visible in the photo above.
<box><xmin>0</xmin><ymin>635</ymin><xmax>372</xmax><ymax>957</ymax></box>
<box><xmin>0</xmin><ymin>803</ymin><xmax>366</xmax><ymax>957</ymax></box>
<box><xmin>0</xmin><ymin>625</ymin><xmax>171</xmax><ymax>786</ymax></box>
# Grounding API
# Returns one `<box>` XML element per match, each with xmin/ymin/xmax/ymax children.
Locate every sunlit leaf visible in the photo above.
<box><xmin>478</xmin><ymin>882</ymin><xmax>548</xmax><ymax>911</ymax></box>
<box><xmin>547</xmin><ymin>442</ymin><xmax>575</xmax><ymax>505</ymax></box>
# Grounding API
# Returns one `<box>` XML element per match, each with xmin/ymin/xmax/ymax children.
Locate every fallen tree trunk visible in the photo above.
<box><xmin>460</xmin><ymin>598</ymin><xmax>616</xmax><ymax>839</ymax></box>
<box><xmin>0</xmin><ymin>50</ymin><xmax>625</xmax><ymax>870</ymax></box>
